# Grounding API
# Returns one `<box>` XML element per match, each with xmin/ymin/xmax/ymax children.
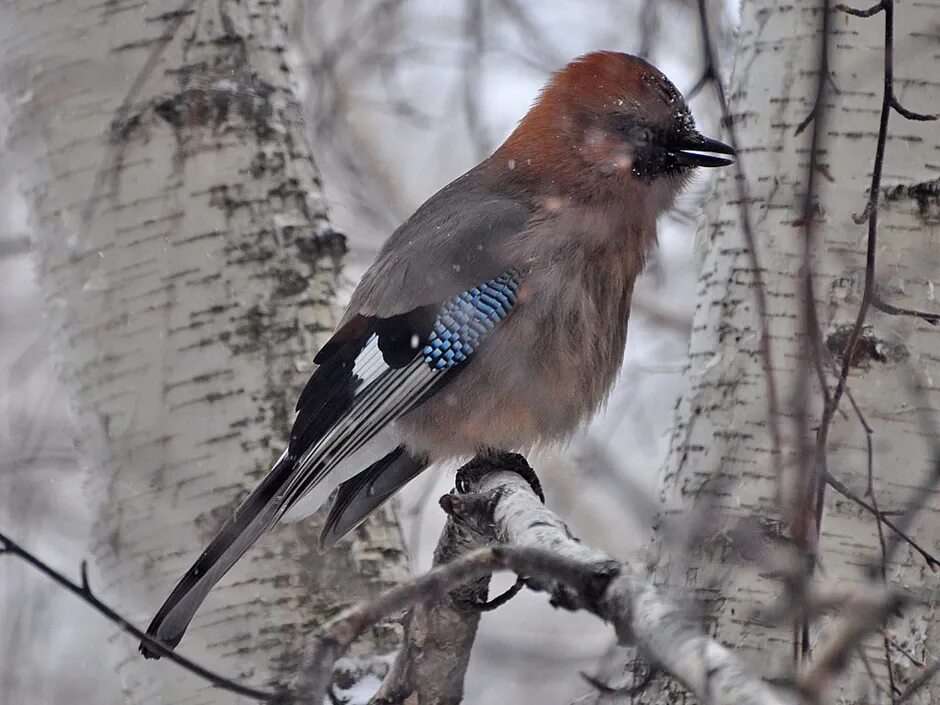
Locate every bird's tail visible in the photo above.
<box><xmin>140</xmin><ymin>445</ymin><xmax>426</xmax><ymax>658</ymax></box>
<box><xmin>319</xmin><ymin>447</ymin><xmax>427</xmax><ymax>551</ymax></box>
<box><xmin>140</xmin><ymin>450</ymin><xmax>295</xmax><ymax>659</ymax></box>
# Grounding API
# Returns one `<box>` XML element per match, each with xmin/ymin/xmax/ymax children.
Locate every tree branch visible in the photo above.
<box><xmin>4</xmin><ymin>452</ymin><xmax>909</xmax><ymax>703</ymax></box>
<box><xmin>0</xmin><ymin>530</ymin><xmax>284</xmax><ymax>703</ymax></box>
<box><xmin>295</xmin><ymin>455</ymin><xmax>801</xmax><ymax>705</ymax></box>
<box><xmin>370</xmin><ymin>491</ymin><xmax>493</xmax><ymax>705</ymax></box>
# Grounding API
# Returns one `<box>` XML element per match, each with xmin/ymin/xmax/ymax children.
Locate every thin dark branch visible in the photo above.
<box><xmin>871</xmin><ymin>293</ymin><xmax>940</xmax><ymax>325</ymax></box>
<box><xmin>636</xmin><ymin>0</ymin><xmax>659</xmax><ymax>60</ymax></box>
<box><xmin>822</xmin><ymin>0</ymin><xmax>940</xmax><ymax>571</ymax></box>
<box><xmin>824</xmin><ymin>472</ymin><xmax>939</xmax><ymax>570</ymax></box>
<box><xmin>835</xmin><ymin>2</ymin><xmax>883</xmax><ymax>17</ymax></box>
<box><xmin>579</xmin><ymin>663</ymin><xmax>658</xmax><ymax>697</ymax></box>
<box><xmin>694</xmin><ymin>0</ymin><xmax>784</xmax><ymax>510</ymax></box>
<box><xmin>0</xmin><ymin>531</ymin><xmax>282</xmax><ymax>703</ymax></box>
<box><xmin>492</xmin><ymin>0</ymin><xmax>566</xmax><ymax>71</ymax></box>
<box><xmin>794</xmin><ymin>102</ymin><xmax>819</xmax><ymax>136</ymax></box>
<box><xmin>784</xmin><ymin>0</ymin><xmax>835</xmax><ymax>663</ymax></box>
<box><xmin>797</xmin><ymin>0</ymin><xmax>834</xmax><ymax>554</ymax></box>
<box><xmin>684</xmin><ymin>63</ymin><xmax>716</xmax><ymax>102</ymax></box>
<box><xmin>819</xmin><ymin>0</ymin><xmax>895</xmax><ymax>444</ymax></box>
<box><xmin>0</xmin><ymin>236</ymin><xmax>30</xmax><ymax>259</ymax></box>
<box><xmin>898</xmin><ymin>658</ymin><xmax>940</xmax><ymax>703</ymax></box>
<box><xmin>461</xmin><ymin>0</ymin><xmax>490</xmax><ymax>159</ymax></box>
<box><xmin>880</xmin><ymin>371</ymin><xmax>940</xmax><ymax>567</ymax></box>
<box><xmin>864</xmin><ymin>401</ymin><xmax>899</xmax><ymax>702</ymax></box>
<box><xmin>889</xmin><ymin>96</ymin><xmax>937</xmax><ymax>121</ymax></box>
<box><xmin>464</xmin><ymin>576</ymin><xmax>525</xmax><ymax>611</ymax></box>
<box><xmin>820</xmin><ymin>344</ymin><xmax>940</xmax><ymax>572</ymax></box>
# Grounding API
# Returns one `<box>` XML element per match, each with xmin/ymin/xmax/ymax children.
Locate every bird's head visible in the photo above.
<box><xmin>495</xmin><ymin>51</ymin><xmax>734</xmax><ymax>213</ymax></box>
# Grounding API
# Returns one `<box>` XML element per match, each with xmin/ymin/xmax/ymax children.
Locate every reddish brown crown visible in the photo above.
<box><xmin>491</xmin><ymin>52</ymin><xmax>692</xmax><ymax>195</ymax></box>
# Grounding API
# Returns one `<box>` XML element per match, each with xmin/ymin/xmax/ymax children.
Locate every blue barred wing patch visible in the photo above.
<box><xmin>423</xmin><ymin>270</ymin><xmax>520</xmax><ymax>369</ymax></box>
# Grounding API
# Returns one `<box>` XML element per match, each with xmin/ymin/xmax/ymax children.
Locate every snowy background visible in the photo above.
<box><xmin>0</xmin><ymin>2</ymin><xmax>732</xmax><ymax>703</ymax></box>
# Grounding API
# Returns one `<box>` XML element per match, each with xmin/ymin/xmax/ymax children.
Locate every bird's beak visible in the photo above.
<box><xmin>668</xmin><ymin>132</ymin><xmax>736</xmax><ymax>168</ymax></box>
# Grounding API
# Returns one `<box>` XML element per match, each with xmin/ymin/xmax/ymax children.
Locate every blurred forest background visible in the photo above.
<box><xmin>0</xmin><ymin>1</ymin><xmax>730</xmax><ymax>703</ymax></box>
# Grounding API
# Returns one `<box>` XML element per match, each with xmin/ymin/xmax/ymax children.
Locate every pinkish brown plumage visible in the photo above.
<box><xmin>142</xmin><ymin>51</ymin><xmax>735</xmax><ymax>658</ymax></box>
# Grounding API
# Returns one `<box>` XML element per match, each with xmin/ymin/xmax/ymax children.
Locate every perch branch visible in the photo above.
<box><xmin>295</xmin><ymin>455</ymin><xmax>801</xmax><ymax>705</ymax></box>
<box><xmin>370</xmin><ymin>489</ymin><xmax>494</xmax><ymax>704</ymax></box>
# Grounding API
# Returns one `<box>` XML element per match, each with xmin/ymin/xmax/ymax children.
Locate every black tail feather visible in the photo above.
<box><xmin>140</xmin><ymin>452</ymin><xmax>296</xmax><ymax>658</ymax></box>
<box><xmin>319</xmin><ymin>447</ymin><xmax>427</xmax><ymax>551</ymax></box>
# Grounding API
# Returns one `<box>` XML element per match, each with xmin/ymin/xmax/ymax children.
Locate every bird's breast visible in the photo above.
<box><xmin>397</xmin><ymin>230</ymin><xmax>641</xmax><ymax>459</ymax></box>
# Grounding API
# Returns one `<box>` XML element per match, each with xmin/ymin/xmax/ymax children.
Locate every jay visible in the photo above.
<box><xmin>142</xmin><ymin>50</ymin><xmax>735</xmax><ymax>657</ymax></box>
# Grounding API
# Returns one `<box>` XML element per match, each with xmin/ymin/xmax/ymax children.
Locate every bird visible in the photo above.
<box><xmin>141</xmin><ymin>50</ymin><xmax>734</xmax><ymax>658</ymax></box>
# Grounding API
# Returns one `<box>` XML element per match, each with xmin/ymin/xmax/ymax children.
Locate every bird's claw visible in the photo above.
<box><xmin>454</xmin><ymin>451</ymin><xmax>545</xmax><ymax>503</ymax></box>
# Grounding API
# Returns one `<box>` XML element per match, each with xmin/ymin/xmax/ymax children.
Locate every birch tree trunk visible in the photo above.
<box><xmin>1</xmin><ymin>2</ymin><xmax>408</xmax><ymax>703</ymax></box>
<box><xmin>639</xmin><ymin>1</ymin><xmax>940</xmax><ymax>703</ymax></box>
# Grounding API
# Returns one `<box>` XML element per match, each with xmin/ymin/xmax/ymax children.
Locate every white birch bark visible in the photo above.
<box><xmin>0</xmin><ymin>1</ymin><xmax>408</xmax><ymax>703</ymax></box>
<box><xmin>641</xmin><ymin>2</ymin><xmax>940</xmax><ymax>703</ymax></box>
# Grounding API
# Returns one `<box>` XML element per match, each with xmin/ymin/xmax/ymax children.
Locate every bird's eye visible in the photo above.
<box><xmin>633</xmin><ymin>126</ymin><xmax>653</xmax><ymax>145</ymax></box>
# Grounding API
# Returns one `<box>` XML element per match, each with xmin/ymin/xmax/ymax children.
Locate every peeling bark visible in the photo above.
<box><xmin>1</xmin><ymin>2</ymin><xmax>407</xmax><ymax>703</ymax></box>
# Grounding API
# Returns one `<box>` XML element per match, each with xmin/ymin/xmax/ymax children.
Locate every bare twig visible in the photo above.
<box><xmin>461</xmin><ymin>0</ymin><xmax>490</xmax><ymax>159</ymax></box>
<box><xmin>637</xmin><ymin>0</ymin><xmax>659</xmax><ymax>61</ymax></box>
<box><xmin>694</xmin><ymin>0</ymin><xmax>784</xmax><ymax>506</ymax></box>
<box><xmin>898</xmin><ymin>658</ymin><xmax>940</xmax><ymax>703</ymax></box>
<box><xmin>815</xmin><ymin>0</ymin><xmax>890</xmax><ymax>507</ymax></box>
<box><xmin>823</xmin><ymin>471</ymin><xmax>939</xmax><ymax>570</ymax></box>
<box><xmin>797</xmin><ymin>586</ymin><xmax>906</xmax><ymax>701</ymax></box>
<box><xmin>827</xmin><ymin>3</ymin><xmax>940</xmax><ymax>583</ymax></box>
<box><xmin>818</xmin><ymin>0</ymin><xmax>940</xmax><ymax>534</ymax></box>
<box><xmin>880</xmin><ymin>371</ymin><xmax>940</xmax><ymax>568</ymax></box>
<box><xmin>801</xmin><ymin>0</ymin><xmax>938</xmax><ymax>665</ymax></box>
<box><xmin>0</xmin><ymin>530</ymin><xmax>282</xmax><ymax>703</ymax></box>
<box><xmin>871</xmin><ymin>293</ymin><xmax>940</xmax><ymax>325</ymax></box>
<box><xmin>795</xmin><ymin>0</ymin><xmax>834</xmax><ymax>569</ymax></box>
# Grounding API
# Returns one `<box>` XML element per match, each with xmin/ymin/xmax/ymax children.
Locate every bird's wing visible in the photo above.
<box><xmin>343</xmin><ymin>173</ymin><xmax>532</xmax><ymax>320</ymax></box>
<box><xmin>280</xmin><ymin>268</ymin><xmax>523</xmax><ymax>522</ymax></box>
<box><xmin>143</xmin><ymin>262</ymin><xmax>526</xmax><ymax>656</ymax></box>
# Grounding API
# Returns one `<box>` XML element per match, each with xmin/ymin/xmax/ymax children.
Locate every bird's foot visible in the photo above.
<box><xmin>454</xmin><ymin>450</ymin><xmax>545</xmax><ymax>503</ymax></box>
